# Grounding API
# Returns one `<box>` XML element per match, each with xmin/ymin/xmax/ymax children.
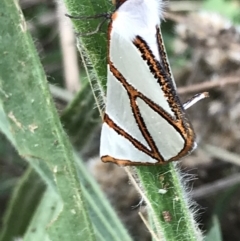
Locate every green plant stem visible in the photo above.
<box><xmin>136</xmin><ymin>164</ymin><xmax>201</xmax><ymax>240</ymax></box>
<box><xmin>63</xmin><ymin>0</ymin><xmax>202</xmax><ymax>240</ymax></box>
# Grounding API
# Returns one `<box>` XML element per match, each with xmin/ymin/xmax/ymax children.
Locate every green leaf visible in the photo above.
<box><xmin>203</xmin><ymin>0</ymin><xmax>240</xmax><ymax>23</ymax></box>
<box><xmin>61</xmin><ymin>81</ymin><xmax>101</xmax><ymax>150</ymax></box>
<box><xmin>0</xmin><ymin>1</ymin><xmax>95</xmax><ymax>240</ymax></box>
<box><xmin>0</xmin><ymin>167</ymin><xmax>46</xmax><ymax>241</ymax></box>
<box><xmin>24</xmin><ymin>184</ymin><xmax>63</xmax><ymax>241</ymax></box>
<box><xmin>213</xmin><ymin>183</ymin><xmax>240</xmax><ymax>218</ymax></box>
<box><xmin>76</xmin><ymin>154</ymin><xmax>132</xmax><ymax>241</ymax></box>
<box><xmin>204</xmin><ymin>216</ymin><xmax>222</xmax><ymax>241</ymax></box>
<box><xmin>0</xmin><ymin>100</ymin><xmax>15</xmax><ymax>145</ymax></box>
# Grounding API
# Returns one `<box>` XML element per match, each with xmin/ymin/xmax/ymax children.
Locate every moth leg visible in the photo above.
<box><xmin>183</xmin><ymin>92</ymin><xmax>209</xmax><ymax>110</ymax></box>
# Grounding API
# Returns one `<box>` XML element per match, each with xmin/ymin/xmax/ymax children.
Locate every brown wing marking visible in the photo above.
<box><xmin>133</xmin><ymin>36</ymin><xmax>195</xmax><ymax>159</ymax></box>
<box><xmin>102</xmin><ymin>155</ymin><xmax>168</xmax><ymax>166</ymax></box>
<box><xmin>103</xmin><ymin>113</ymin><xmax>160</xmax><ymax>160</ymax></box>
<box><xmin>105</xmin><ymin>63</ymin><xmax>164</xmax><ymax>162</ymax></box>
<box><xmin>156</xmin><ymin>26</ymin><xmax>171</xmax><ymax>78</ymax></box>
<box><xmin>105</xmin><ymin>60</ymin><xmax>190</xmax><ymax>164</ymax></box>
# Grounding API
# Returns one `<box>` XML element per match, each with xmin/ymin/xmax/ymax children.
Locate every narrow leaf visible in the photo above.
<box><xmin>0</xmin><ymin>1</ymin><xmax>95</xmax><ymax>240</ymax></box>
<box><xmin>0</xmin><ymin>167</ymin><xmax>45</xmax><ymax>241</ymax></box>
<box><xmin>204</xmin><ymin>216</ymin><xmax>222</xmax><ymax>241</ymax></box>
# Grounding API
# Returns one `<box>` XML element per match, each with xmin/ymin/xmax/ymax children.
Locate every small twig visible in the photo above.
<box><xmin>202</xmin><ymin>144</ymin><xmax>240</xmax><ymax>167</ymax></box>
<box><xmin>138</xmin><ymin>212</ymin><xmax>161</xmax><ymax>241</ymax></box>
<box><xmin>124</xmin><ymin>167</ymin><xmax>152</xmax><ymax>208</ymax></box>
<box><xmin>192</xmin><ymin>144</ymin><xmax>240</xmax><ymax>199</ymax></box>
<box><xmin>49</xmin><ymin>84</ymin><xmax>74</xmax><ymax>102</ymax></box>
<box><xmin>57</xmin><ymin>3</ymin><xmax>80</xmax><ymax>92</ymax></box>
<box><xmin>167</xmin><ymin>1</ymin><xmax>202</xmax><ymax>12</ymax></box>
<box><xmin>125</xmin><ymin>167</ymin><xmax>164</xmax><ymax>239</ymax></box>
<box><xmin>192</xmin><ymin>173</ymin><xmax>240</xmax><ymax>199</ymax></box>
<box><xmin>77</xmin><ymin>45</ymin><xmax>104</xmax><ymax>120</ymax></box>
<box><xmin>178</xmin><ymin>76</ymin><xmax>240</xmax><ymax>95</ymax></box>
<box><xmin>163</xmin><ymin>12</ymin><xmax>185</xmax><ymax>23</ymax></box>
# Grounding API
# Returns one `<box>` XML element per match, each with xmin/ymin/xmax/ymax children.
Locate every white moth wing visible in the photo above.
<box><xmin>109</xmin><ymin>31</ymin><xmax>175</xmax><ymax>117</ymax></box>
<box><xmin>102</xmin><ymin>31</ymin><xmax>186</xmax><ymax>162</ymax></box>
<box><xmin>100</xmin><ymin>0</ymin><xmax>192</xmax><ymax>164</ymax></box>
<box><xmin>136</xmin><ymin>98</ymin><xmax>185</xmax><ymax>160</ymax></box>
<box><xmin>101</xmin><ymin>123</ymin><xmax>157</xmax><ymax>164</ymax></box>
<box><xmin>105</xmin><ymin>67</ymin><xmax>150</xmax><ymax>149</ymax></box>
<box><xmin>112</xmin><ymin>0</ymin><xmax>164</xmax><ymax>43</ymax></box>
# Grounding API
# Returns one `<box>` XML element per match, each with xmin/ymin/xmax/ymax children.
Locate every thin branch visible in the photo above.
<box><xmin>192</xmin><ymin>173</ymin><xmax>240</xmax><ymax>199</ymax></box>
<box><xmin>57</xmin><ymin>2</ymin><xmax>80</xmax><ymax>92</ymax></box>
<box><xmin>201</xmin><ymin>144</ymin><xmax>240</xmax><ymax>167</ymax></box>
<box><xmin>167</xmin><ymin>1</ymin><xmax>202</xmax><ymax>12</ymax></box>
<box><xmin>178</xmin><ymin>75</ymin><xmax>240</xmax><ymax>95</ymax></box>
<box><xmin>124</xmin><ymin>167</ymin><xmax>152</xmax><ymax>208</ymax></box>
<box><xmin>163</xmin><ymin>12</ymin><xmax>185</xmax><ymax>23</ymax></box>
<box><xmin>49</xmin><ymin>84</ymin><xmax>74</xmax><ymax>102</ymax></box>
<box><xmin>138</xmin><ymin>212</ymin><xmax>161</xmax><ymax>241</ymax></box>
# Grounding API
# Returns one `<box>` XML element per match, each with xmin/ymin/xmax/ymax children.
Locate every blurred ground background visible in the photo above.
<box><xmin>1</xmin><ymin>0</ymin><xmax>240</xmax><ymax>240</ymax></box>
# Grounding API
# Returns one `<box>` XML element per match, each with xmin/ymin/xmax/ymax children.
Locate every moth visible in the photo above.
<box><xmin>99</xmin><ymin>0</ymin><xmax>208</xmax><ymax>165</ymax></box>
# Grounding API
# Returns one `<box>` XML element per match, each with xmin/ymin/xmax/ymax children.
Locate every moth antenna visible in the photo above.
<box><xmin>82</xmin><ymin>18</ymin><xmax>108</xmax><ymax>36</ymax></box>
<box><xmin>65</xmin><ymin>13</ymin><xmax>111</xmax><ymax>36</ymax></box>
<box><xmin>65</xmin><ymin>13</ymin><xmax>110</xmax><ymax>20</ymax></box>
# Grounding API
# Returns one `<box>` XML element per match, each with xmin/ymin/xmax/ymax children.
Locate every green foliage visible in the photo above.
<box><xmin>0</xmin><ymin>0</ymin><xmax>95</xmax><ymax>240</ymax></box>
<box><xmin>204</xmin><ymin>216</ymin><xmax>222</xmax><ymax>241</ymax></box>
<box><xmin>203</xmin><ymin>0</ymin><xmax>240</xmax><ymax>23</ymax></box>
<box><xmin>61</xmin><ymin>81</ymin><xmax>101</xmax><ymax>149</ymax></box>
<box><xmin>0</xmin><ymin>168</ymin><xmax>46</xmax><ymax>241</ymax></box>
<box><xmin>0</xmin><ymin>0</ymin><xmax>131</xmax><ymax>240</ymax></box>
<box><xmin>63</xmin><ymin>0</ymin><xmax>203</xmax><ymax>239</ymax></box>
<box><xmin>1</xmin><ymin>0</ymin><xmax>230</xmax><ymax>240</ymax></box>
